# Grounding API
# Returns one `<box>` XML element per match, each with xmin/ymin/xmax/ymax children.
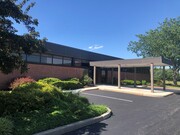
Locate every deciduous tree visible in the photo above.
<box><xmin>0</xmin><ymin>0</ymin><xmax>46</xmax><ymax>74</ymax></box>
<box><xmin>128</xmin><ymin>17</ymin><xmax>180</xmax><ymax>85</ymax></box>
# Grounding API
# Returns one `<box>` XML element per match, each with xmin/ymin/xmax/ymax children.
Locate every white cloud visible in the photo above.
<box><xmin>88</xmin><ymin>44</ymin><xmax>104</xmax><ymax>51</ymax></box>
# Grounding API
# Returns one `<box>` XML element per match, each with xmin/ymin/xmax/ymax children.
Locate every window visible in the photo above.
<box><xmin>41</xmin><ymin>54</ymin><xmax>52</xmax><ymax>64</ymax></box>
<box><xmin>81</xmin><ymin>60</ymin><xmax>89</xmax><ymax>67</ymax></box>
<box><xmin>53</xmin><ymin>56</ymin><xmax>63</xmax><ymax>65</ymax></box>
<box><xmin>63</xmin><ymin>57</ymin><xmax>72</xmax><ymax>66</ymax></box>
<box><xmin>74</xmin><ymin>59</ymin><xmax>81</xmax><ymax>66</ymax></box>
<box><xmin>27</xmin><ymin>54</ymin><xmax>40</xmax><ymax>63</ymax></box>
<box><xmin>101</xmin><ymin>70</ymin><xmax>106</xmax><ymax>76</ymax></box>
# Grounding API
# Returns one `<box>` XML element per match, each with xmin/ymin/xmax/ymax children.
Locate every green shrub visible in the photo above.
<box><xmin>154</xmin><ymin>80</ymin><xmax>163</xmax><ymax>86</ymax></box>
<box><xmin>80</xmin><ymin>74</ymin><xmax>92</xmax><ymax>86</ymax></box>
<box><xmin>11</xmin><ymin>99</ymin><xmax>106</xmax><ymax>135</ymax></box>
<box><xmin>142</xmin><ymin>80</ymin><xmax>147</xmax><ymax>85</ymax></box>
<box><xmin>38</xmin><ymin>77</ymin><xmax>84</xmax><ymax>90</ymax></box>
<box><xmin>0</xmin><ymin>81</ymin><xmax>108</xmax><ymax>135</ymax></box>
<box><xmin>165</xmin><ymin>81</ymin><xmax>174</xmax><ymax>86</ymax></box>
<box><xmin>0</xmin><ymin>117</ymin><xmax>14</xmax><ymax>135</ymax></box>
<box><xmin>78</xmin><ymin>96</ymin><xmax>89</xmax><ymax>104</ymax></box>
<box><xmin>65</xmin><ymin>78</ymin><xmax>80</xmax><ymax>82</ymax></box>
<box><xmin>122</xmin><ymin>80</ymin><xmax>142</xmax><ymax>85</ymax></box>
<box><xmin>38</xmin><ymin>77</ymin><xmax>61</xmax><ymax>85</ymax></box>
<box><xmin>122</xmin><ymin>80</ymin><xmax>134</xmax><ymax>85</ymax></box>
<box><xmin>136</xmin><ymin>80</ymin><xmax>141</xmax><ymax>85</ymax></box>
<box><xmin>87</xmin><ymin>105</ymin><xmax>108</xmax><ymax>117</ymax></box>
<box><xmin>53</xmin><ymin>80</ymin><xmax>83</xmax><ymax>90</ymax></box>
<box><xmin>0</xmin><ymin>82</ymin><xmax>62</xmax><ymax>115</ymax></box>
<box><xmin>9</xmin><ymin>77</ymin><xmax>35</xmax><ymax>90</ymax></box>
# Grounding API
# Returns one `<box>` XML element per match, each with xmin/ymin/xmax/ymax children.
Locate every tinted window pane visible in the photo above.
<box><xmin>74</xmin><ymin>59</ymin><xmax>81</xmax><ymax>66</ymax></box>
<box><xmin>53</xmin><ymin>56</ymin><xmax>63</xmax><ymax>65</ymax></box>
<box><xmin>41</xmin><ymin>54</ymin><xmax>52</xmax><ymax>64</ymax></box>
<box><xmin>27</xmin><ymin>54</ymin><xmax>40</xmax><ymax>63</ymax></box>
<box><xmin>63</xmin><ymin>57</ymin><xmax>72</xmax><ymax>66</ymax></box>
<box><xmin>81</xmin><ymin>60</ymin><xmax>89</xmax><ymax>67</ymax></box>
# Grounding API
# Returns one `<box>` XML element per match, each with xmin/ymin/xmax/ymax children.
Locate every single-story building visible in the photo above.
<box><xmin>0</xmin><ymin>42</ymin><xmax>151</xmax><ymax>89</ymax></box>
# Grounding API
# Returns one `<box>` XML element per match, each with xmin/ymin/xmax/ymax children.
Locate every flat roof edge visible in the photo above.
<box><xmin>90</xmin><ymin>57</ymin><xmax>172</xmax><ymax>67</ymax></box>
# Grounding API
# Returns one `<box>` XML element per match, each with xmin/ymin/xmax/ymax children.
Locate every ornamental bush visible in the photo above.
<box><xmin>0</xmin><ymin>117</ymin><xmax>14</xmax><ymax>135</ymax></box>
<box><xmin>9</xmin><ymin>77</ymin><xmax>35</xmax><ymax>90</ymax></box>
<box><xmin>38</xmin><ymin>77</ymin><xmax>83</xmax><ymax>90</ymax></box>
<box><xmin>38</xmin><ymin>77</ymin><xmax>61</xmax><ymax>85</ymax></box>
<box><xmin>65</xmin><ymin>78</ymin><xmax>80</xmax><ymax>82</ymax></box>
<box><xmin>142</xmin><ymin>80</ymin><xmax>147</xmax><ymax>85</ymax></box>
<box><xmin>80</xmin><ymin>74</ymin><xmax>92</xmax><ymax>86</ymax></box>
<box><xmin>0</xmin><ymin>82</ymin><xmax>62</xmax><ymax>115</ymax></box>
<box><xmin>122</xmin><ymin>80</ymin><xmax>134</xmax><ymax>85</ymax></box>
<box><xmin>136</xmin><ymin>80</ymin><xmax>141</xmax><ymax>85</ymax></box>
<box><xmin>53</xmin><ymin>80</ymin><xmax>83</xmax><ymax>90</ymax></box>
<box><xmin>122</xmin><ymin>80</ymin><xmax>142</xmax><ymax>85</ymax></box>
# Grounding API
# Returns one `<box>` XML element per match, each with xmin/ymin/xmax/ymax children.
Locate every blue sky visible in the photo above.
<box><xmin>15</xmin><ymin>0</ymin><xmax>180</xmax><ymax>59</ymax></box>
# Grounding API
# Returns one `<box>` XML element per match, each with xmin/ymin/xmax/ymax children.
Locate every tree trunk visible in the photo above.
<box><xmin>172</xmin><ymin>68</ymin><xmax>179</xmax><ymax>86</ymax></box>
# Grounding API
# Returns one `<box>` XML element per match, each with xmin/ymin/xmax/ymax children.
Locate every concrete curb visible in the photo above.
<box><xmin>99</xmin><ymin>87</ymin><xmax>174</xmax><ymax>98</ymax></box>
<box><xmin>62</xmin><ymin>87</ymin><xmax>99</xmax><ymax>94</ymax></box>
<box><xmin>34</xmin><ymin>107</ymin><xmax>111</xmax><ymax>135</ymax></box>
<box><xmin>63</xmin><ymin>86</ymin><xmax>174</xmax><ymax>98</ymax></box>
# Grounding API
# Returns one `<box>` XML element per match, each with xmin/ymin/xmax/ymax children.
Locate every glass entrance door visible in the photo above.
<box><xmin>101</xmin><ymin>69</ymin><xmax>107</xmax><ymax>84</ymax></box>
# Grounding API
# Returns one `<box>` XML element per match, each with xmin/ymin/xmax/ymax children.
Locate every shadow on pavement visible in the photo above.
<box><xmin>64</xmin><ymin>122</ymin><xmax>108</xmax><ymax>135</ymax></box>
<box><xmin>174</xmin><ymin>93</ymin><xmax>180</xmax><ymax>95</ymax></box>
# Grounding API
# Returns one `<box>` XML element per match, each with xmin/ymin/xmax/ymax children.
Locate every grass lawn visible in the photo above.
<box><xmin>166</xmin><ymin>80</ymin><xmax>180</xmax><ymax>86</ymax></box>
<box><xmin>165</xmin><ymin>81</ymin><xmax>180</xmax><ymax>90</ymax></box>
<box><xmin>0</xmin><ymin>81</ymin><xmax>108</xmax><ymax>135</ymax></box>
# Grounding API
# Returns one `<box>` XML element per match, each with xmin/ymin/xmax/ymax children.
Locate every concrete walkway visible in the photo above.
<box><xmin>78</xmin><ymin>85</ymin><xmax>174</xmax><ymax>98</ymax></box>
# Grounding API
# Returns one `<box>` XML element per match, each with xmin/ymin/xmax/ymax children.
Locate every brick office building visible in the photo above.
<box><xmin>0</xmin><ymin>42</ymin><xmax>150</xmax><ymax>89</ymax></box>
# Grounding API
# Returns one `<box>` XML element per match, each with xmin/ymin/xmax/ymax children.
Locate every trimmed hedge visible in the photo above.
<box><xmin>53</xmin><ymin>80</ymin><xmax>83</xmax><ymax>90</ymax></box>
<box><xmin>122</xmin><ymin>80</ymin><xmax>147</xmax><ymax>85</ymax></box>
<box><xmin>142</xmin><ymin>80</ymin><xmax>147</xmax><ymax>85</ymax></box>
<box><xmin>38</xmin><ymin>78</ymin><xmax>83</xmax><ymax>90</ymax></box>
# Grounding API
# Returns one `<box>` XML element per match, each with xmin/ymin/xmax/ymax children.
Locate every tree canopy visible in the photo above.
<box><xmin>128</xmin><ymin>17</ymin><xmax>180</xmax><ymax>85</ymax></box>
<box><xmin>0</xmin><ymin>0</ymin><xmax>46</xmax><ymax>74</ymax></box>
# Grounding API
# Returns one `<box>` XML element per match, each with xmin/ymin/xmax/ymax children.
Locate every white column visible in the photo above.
<box><xmin>111</xmin><ymin>68</ymin><xmax>114</xmax><ymax>85</ymax></box>
<box><xmin>134</xmin><ymin>67</ymin><xmax>137</xmax><ymax>88</ymax></box>
<box><xmin>163</xmin><ymin>66</ymin><xmax>166</xmax><ymax>90</ymax></box>
<box><xmin>150</xmin><ymin>63</ymin><xmax>154</xmax><ymax>93</ymax></box>
<box><xmin>93</xmin><ymin>66</ymin><xmax>96</xmax><ymax>86</ymax></box>
<box><xmin>118</xmin><ymin>64</ymin><xmax>121</xmax><ymax>88</ymax></box>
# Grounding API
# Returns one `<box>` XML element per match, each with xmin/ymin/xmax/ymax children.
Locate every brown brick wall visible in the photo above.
<box><xmin>0</xmin><ymin>64</ymin><xmax>86</xmax><ymax>89</ymax></box>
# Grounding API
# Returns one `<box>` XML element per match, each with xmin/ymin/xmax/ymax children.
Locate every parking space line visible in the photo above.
<box><xmin>82</xmin><ymin>92</ymin><xmax>133</xmax><ymax>103</ymax></box>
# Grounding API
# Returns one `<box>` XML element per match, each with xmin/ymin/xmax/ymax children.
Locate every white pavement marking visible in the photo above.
<box><xmin>82</xmin><ymin>92</ymin><xmax>133</xmax><ymax>103</ymax></box>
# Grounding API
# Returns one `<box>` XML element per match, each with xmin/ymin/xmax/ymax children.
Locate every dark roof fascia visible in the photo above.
<box><xmin>44</xmin><ymin>42</ymin><xmax>122</xmax><ymax>61</ymax></box>
<box><xmin>90</xmin><ymin>56</ymin><xmax>172</xmax><ymax>67</ymax></box>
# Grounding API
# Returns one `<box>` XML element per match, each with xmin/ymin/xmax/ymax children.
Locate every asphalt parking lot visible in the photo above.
<box><xmin>64</xmin><ymin>90</ymin><xmax>180</xmax><ymax>135</ymax></box>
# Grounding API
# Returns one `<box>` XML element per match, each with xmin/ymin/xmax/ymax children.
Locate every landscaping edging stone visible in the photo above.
<box><xmin>34</xmin><ymin>107</ymin><xmax>112</xmax><ymax>135</ymax></box>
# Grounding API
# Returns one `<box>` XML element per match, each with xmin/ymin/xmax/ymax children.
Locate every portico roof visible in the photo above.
<box><xmin>90</xmin><ymin>57</ymin><xmax>172</xmax><ymax>67</ymax></box>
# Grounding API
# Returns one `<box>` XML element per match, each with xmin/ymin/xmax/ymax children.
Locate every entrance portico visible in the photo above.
<box><xmin>90</xmin><ymin>57</ymin><xmax>172</xmax><ymax>93</ymax></box>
